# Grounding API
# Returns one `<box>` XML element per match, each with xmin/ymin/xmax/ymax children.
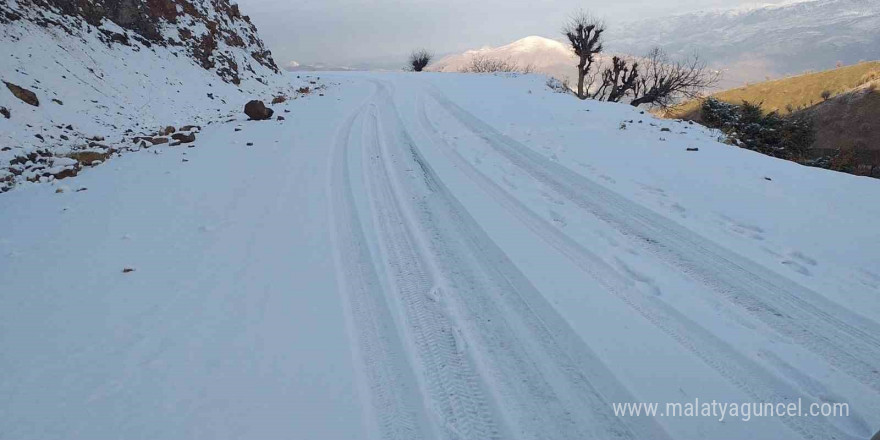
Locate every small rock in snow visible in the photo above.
<box><xmin>122</xmin><ymin>267</ymin><xmax>135</xmax><ymax>273</ymax></box>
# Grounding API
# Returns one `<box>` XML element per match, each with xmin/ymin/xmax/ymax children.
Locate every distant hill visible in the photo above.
<box><xmin>669</xmin><ymin>61</ymin><xmax>880</xmax><ymax>119</ymax></box>
<box><xmin>610</xmin><ymin>0</ymin><xmax>880</xmax><ymax>88</ymax></box>
<box><xmin>429</xmin><ymin>36</ymin><xmax>585</xmax><ymax>81</ymax></box>
<box><xmin>668</xmin><ymin>61</ymin><xmax>880</xmax><ymax>176</ymax></box>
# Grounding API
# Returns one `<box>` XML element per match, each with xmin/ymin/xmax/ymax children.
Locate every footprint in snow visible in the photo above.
<box><xmin>548</xmin><ymin>209</ymin><xmax>567</xmax><ymax>228</ymax></box>
<box><xmin>781</xmin><ymin>260</ymin><xmax>811</xmax><ymax>276</ymax></box>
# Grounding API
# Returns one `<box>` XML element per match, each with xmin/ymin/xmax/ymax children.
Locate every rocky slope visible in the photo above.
<box><xmin>0</xmin><ymin>0</ymin><xmax>294</xmax><ymax>192</ymax></box>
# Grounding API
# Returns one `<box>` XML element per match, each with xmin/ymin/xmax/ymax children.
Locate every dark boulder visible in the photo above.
<box><xmin>244</xmin><ymin>100</ymin><xmax>273</xmax><ymax>120</ymax></box>
<box><xmin>171</xmin><ymin>132</ymin><xmax>196</xmax><ymax>144</ymax></box>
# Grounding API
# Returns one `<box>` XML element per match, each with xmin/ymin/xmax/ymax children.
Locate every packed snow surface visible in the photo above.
<box><xmin>2</xmin><ymin>72</ymin><xmax>880</xmax><ymax>439</ymax></box>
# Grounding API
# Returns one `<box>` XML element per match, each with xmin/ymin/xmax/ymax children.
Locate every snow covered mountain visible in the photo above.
<box><xmin>430</xmin><ymin>36</ymin><xmax>587</xmax><ymax>81</ymax></box>
<box><xmin>1</xmin><ymin>0</ymin><xmax>298</xmax><ymax>191</ymax></box>
<box><xmin>610</xmin><ymin>0</ymin><xmax>880</xmax><ymax>86</ymax></box>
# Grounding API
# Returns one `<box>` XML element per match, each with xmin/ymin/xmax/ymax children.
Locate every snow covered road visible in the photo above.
<box><xmin>2</xmin><ymin>73</ymin><xmax>880</xmax><ymax>439</ymax></box>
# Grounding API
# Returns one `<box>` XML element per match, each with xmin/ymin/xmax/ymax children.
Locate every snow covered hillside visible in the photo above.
<box><xmin>430</xmin><ymin>36</ymin><xmax>580</xmax><ymax>80</ymax></box>
<box><xmin>0</xmin><ymin>0</ymin><xmax>299</xmax><ymax>192</ymax></box>
<box><xmin>2</xmin><ymin>71</ymin><xmax>879</xmax><ymax>439</ymax></box>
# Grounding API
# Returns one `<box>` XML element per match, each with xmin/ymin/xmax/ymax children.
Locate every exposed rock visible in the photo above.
<box><xmin>162</xmin><ymin>126</ymin><xmax>176</xmax><ymax>135</ymax></box>
<box><xmin>179</xmin><ymin>125</ymin><xmax>201</xmax><ymax>132</ymax></box>
<box><xmin>51</xmin><ymin>98</ymin><xmax>63</xmax><ymax>105</ymax></box>
<box><xmin>68</xmin><ymin>150</ymin><xmax>112</xmax><ymax>166</ymax></box>
<box><xmin>271</xmin><ymin>95</ymin><xmax>287</xmax><ymax>104</ymax></box>
<box><xmin>686</xmin><ymin>148</ymin><xmax>699</xmax><ymax>151</ymax></box>
<box><xmin>52</xmin><ymin>166</ymin><xmax>79</xmax><ymax>180</ymax></box>
<box><xmin>244</xmin><ymin>100</ymin><xmax>273</xmax><ymax>120</ymax></box>
<box><xmin>297</xmin><ymin>86</ymin><xmax>310</xmax><ymax>94</ymax></box>
<box><xmin>0</xmin><ymin>106</ymin><xmax>10</xmax><ymax>118</ymax></box>
<box><xmin>4</xmin><ymin>0</ymin><xmax>280</xmax><ymax>85</ymax></box>
<box><xmin>276</xmin><ymin>115</ymin><xmax>285</xmax><ymax>121</ymax></box>
<box><xmin>171</xmin><ymin>132</ymin><xmax>196</xmax><ymax>144</ymax></box>
<box><xmin>4</xmin><ymin>81</ymin><xmax>39</xmax><ymax>106</ymax></box>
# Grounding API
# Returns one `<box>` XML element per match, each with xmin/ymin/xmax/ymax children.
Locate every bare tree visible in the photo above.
<box><xmin>593</xmin><ymin>56</ymin><xmax>639</xmax><ymax>102</ymax></box>
<box><xmin>563</xmin><ymin>11</ymin><xmax>605</xmax><ymax>100</ymax></box>
<box><xmin>408</xmin><ymin>49</ymin><xmax>432</xmax><ymax>72</ymax></box>
<box><xmin>629</xmin><ymin>48</ymin><xmax>720</xmax><ymax>108</ymax></box>
<box><xmin>460</xmin><ymin>54</ymin><xmax>534</xmax><ymax>74</ymax></box>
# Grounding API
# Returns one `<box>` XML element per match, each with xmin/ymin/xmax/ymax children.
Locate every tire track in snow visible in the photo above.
<box><xmin>360</xmin><ymin>106</ymin><xmax>504</xmax><ymax>440</ymax></box>
<box><xmin>328</xmin><ymin>97</ymin><xmax>432</xmax><ymax>440</ymax></box>
<box><xmin>369</xmin><ymin>82</ymin><xmax>671</xmax><ymax>440</ymax></box>
<box><xmin>415</xmin><ymin>96</ymin><xmax>872</xmax><ymax>440</ymax></box>
<box><xmin>427</xmin><ymin>91</ymin><xmax>880</xmax><ymax>395</ymax></box>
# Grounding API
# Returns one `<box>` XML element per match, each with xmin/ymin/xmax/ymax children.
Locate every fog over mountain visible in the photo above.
<box><xmin>609</xmin><ymin>0</ymin><xmax>880</xmax><ymax>86</ymax></box>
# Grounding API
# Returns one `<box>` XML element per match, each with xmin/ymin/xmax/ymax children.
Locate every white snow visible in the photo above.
<box><xmin>1</xmin><ymin>72</ymin><xmax>879</xmax><ymax>439</ymax></box>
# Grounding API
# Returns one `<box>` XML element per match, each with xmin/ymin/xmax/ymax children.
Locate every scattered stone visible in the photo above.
<box><xmin>182</xmin><ymin>158</ymin><xmax>189</xmax><ymax>163</ymax></box>
<box><xmin>51</xmin><ymin>98</ymin><xmax>63</xmax><ymax>105</ymax></box>
<box><xmin>122</xmin><ymin>267</ymin><xmax>135</xmax><ymax>274</ymax></box>
<box><xmin>244</xmin><ymin>100</ymin><xmax>273</xmax><ymax>120</ymax></box>
<box><xmin>276</xmin><ymin>115</ymin><xmax>285</xmax><ymax>121</ymax></box>
<box><xmin>89</xmin><ymin>135</ymin><xmax>105</xmax><ymax>142</ymax></box>
<box><xmin>765</xmin><ymin>177</ymin><xmax>773</xmax><ymax>181</ymax></box>
<box><xmin>65</xmin><ymin>124</ymin><xmax>73</xmax><ymax>130</ymax></box>
<box><xmin>234</xmin><ymin>127</ymin><xmax>242</xmax><ymax>132</ymax></box>
<box><xmin>171</xmin><ymin>132</ymin><xmax>196</xmax><ymax>144</ymax></box>
<box><xmin>686</xmin><ymin>148</ymin><xmax>699</xmax><ymax>152</ymax></box>
<box><xmin>297</xmin><ymin>86</ymin><xmax>310</xmax><ymax>94</ymax></box>
<box><xmin>283</xmin><ymin>109</ymin><xmax>290</xmax><ymax>113</ymax></box>
<box><xmin>55</xmin><ymin>187</ymin><xmax>64</xmax><ymax>193</ymax></box>
<box><xmin>162</xmin><ymin>126</ymin><xmax>176</xmax><ymax>135</ymax></box>
<box><xmin>271</xmin><ymin>95</ymin><xmax>287</xmax><ymax>104</ymax></box>
<box><xmin>34</xmin><ymin>134</ymin><xmax>44</xmax><ymax>141</ymax></box>
<box><xmin>3</xmin><ymin>81</ymin><xmax>39</xmax><ymax>106</ymax></box>
<box><xmin>179</xmin><ymin>125</ymin><xmax>201</xmax><ymax>132</ymax></box>
<box><xmin>60</xmin><ymin>134</ymin><xmax>69</xmax><ymax>140</ymax></box>
<box><xmin>76</xmin><ymin>187</ymin><xmax>88</xmax><ymax>192</ymax></box>
<box><xmin>0</xmin><ymin>106</ymin><xmax>9</xmax><ymax>119</ymax></box>
<box><xmin>52</xmin><ymin>167</ymin><xmax>79</xmax><ymax>180</ymax></box>
<box><xmin>207</xmin><ymin>92</ymin><xmax>214</xmax><ymax>99</ymax></box>
<box><xmin>246</xmin><ymin>142</ymin><xmax>253</xmax><ymax>146</ymax></box>
<box><xmin>68</xmin><ymin>150</ymin><xmax>112</xmax><ymax>166</ymax></box>
<box><xmin>660</xmin><ymin>127</ymin><xmax>671</xmax><ymax>132</ymax></box>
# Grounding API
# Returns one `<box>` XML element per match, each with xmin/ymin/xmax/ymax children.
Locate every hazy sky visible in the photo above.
<box><xmin>235</xmin><ymin>0</ymin><xmax>796</xmax><ymax>67</ymax></box>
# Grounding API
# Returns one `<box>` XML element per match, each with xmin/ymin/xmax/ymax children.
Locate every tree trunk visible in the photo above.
<box><xmin>577</xmin><ymin>55</ymin><xmax>587</xmax><ymax>100</ymax></box>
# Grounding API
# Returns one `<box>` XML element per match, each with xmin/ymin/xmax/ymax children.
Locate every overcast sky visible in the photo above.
<box><xmin>235</xmin><ymin>0</ymin><xmax>796</xmax><ymax>67</ymax></box>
